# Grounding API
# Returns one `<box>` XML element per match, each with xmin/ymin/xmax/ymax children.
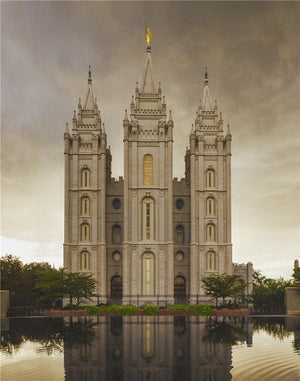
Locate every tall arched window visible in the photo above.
<box><xmin>81</xmin><ymin>168</ymin><xmax>90</xmax><ymax>187</ymax></box>
<box><xmin>143</xmin><ymin>154</ymin><xmax>153</xmax><ymax>185</ymax></box>
<box><xmin>207</xmin><ymin>251</ymin><xmax>216</xmax><ymax>271</ymax></box>
<box><xmin>112</xmin><ymin>225</ymin><xmax>122</xmax><ymax>244</ymax></box>
<box><xmin>175</xmin><ymin>225</ymin><xmax>184</xmax><ymax>245</ymax></box>
<box><xmin>206</xmin><ymin>224</ymin><xmax>215</xmax><ymax>242</ymax></box>
<box><xmin>81</xmin><ymin>223</ymin><xmax>90</xmax><ymax>242</ymax></box>
<box><xmin>206</xmin><ymin>197</ymin><xmax>215</xmax><ymax>216</ymax></box>
<box><xmin>206</xmin><ymin>169</ymin><xmax>215</xmax><ymax>188</ymax></box>
<box><xmin>142</xmin><ymin>253</ymin><xmax>154</xmax><ymax>295</ymax></box>
<box><xmin>81</xmin><ymin>197</ymin><xmax>90</xmax><ymax>216</ymax></box>
<box><xmin>80</xmin><ymin>251</ymin><xmax>90</xmax><ymax>270</ymax></box>
<box><xmin>143</xmin><ymin>198</ymin><xmax>154</xmax><ymax>240</ymax></box>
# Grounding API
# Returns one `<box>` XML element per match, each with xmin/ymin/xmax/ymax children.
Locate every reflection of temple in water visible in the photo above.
<box><xmin>64</xmin><ymin>316</ymin><xmax>253</xmax><ymax>381</ymax></box>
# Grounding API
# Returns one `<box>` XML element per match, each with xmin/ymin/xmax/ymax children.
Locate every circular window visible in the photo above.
<box><xmin>112</xmin><ymin>251</ymin><xmax>121</xmax><ymax>262</ymax></box>
<box><xmin>113</xmin><ymin>347</ymin><xmax>121</xmax><ymax>359</ymax></box>
<box><xmin>112</xmin><ymin>199</ymin><xmax>121</xmax><ymax>210</ymax></box>
<box><xmin>176</xmin><ymin>199</ymin><xmax>184</xmax><ymax>210</ymax></box>
<box><xmin>176</xmin><ymin>252</ymin><xmax>184</xmax><ymax>262</ymax></box>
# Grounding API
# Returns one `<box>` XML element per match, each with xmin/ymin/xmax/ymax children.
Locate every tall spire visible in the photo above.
<box><xmin>141</xmin><ymin>27</ymin><xmax>156</xmax><ymax>93</ymax></box>
<box><xmin>202</xmin><ymin>67</ymin><xmax>213</xmax><ymax>111</ymax></box>
<box><xmin>84</xmin><ymin>65</ymin><xmax>95</xmax><ymax>110</ymax></box>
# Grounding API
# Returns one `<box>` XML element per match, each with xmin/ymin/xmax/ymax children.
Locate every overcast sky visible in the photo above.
<box><xmin>1</xmin><ymin>1</ymin><xmax>299</xmax><ymax>279</ymax></box>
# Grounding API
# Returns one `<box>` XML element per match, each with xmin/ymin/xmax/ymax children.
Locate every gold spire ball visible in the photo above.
<box><xmin>145</xmin><ymin>25</ymin><xmax>152</xmax><ymax>45</ymax></box>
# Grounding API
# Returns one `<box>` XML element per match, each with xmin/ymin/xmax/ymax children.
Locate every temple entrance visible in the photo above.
<box><xmin>111</xmin><ymin>276</ymin><xmax>123</xmax><ymax>300</ymax></box>
<box><xmin>174</xmin><ymin>276</ymin><xmax>186</xmax><ymax>299</ymax></box>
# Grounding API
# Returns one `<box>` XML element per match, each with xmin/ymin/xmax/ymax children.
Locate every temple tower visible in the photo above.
<box><xmin>63</xmin><ymin>68</ymin><xmax>109</xmax><ymax>301</ymax></box>
<box><xmin>122</xmin><ymin>42</ymin><xmax>174</xmax><ymax>302</ymax></box>
<box><xmin>187</xmin><ymin>69</ymin><xmax>232</xmax><ymax>300</ymax></box>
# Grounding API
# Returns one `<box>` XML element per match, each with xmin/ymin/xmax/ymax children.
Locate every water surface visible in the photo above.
<box><xmin>1</xmin><ymin>316</ymin><xmax>299</xmax><ymax>380</ymax></box>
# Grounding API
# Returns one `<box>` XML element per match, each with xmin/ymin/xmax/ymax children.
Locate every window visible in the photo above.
<box><xmin>142</xmin><ymin>253</ymin><xmax>154</xmax><ymax>295</ymax></box>
<box><xmin>175</xmin><ymin>251</ymin><xmax>184</xmax><ymax>263</ymax></box>
<box><xmin>174</xmin><ymin>276</ymin><xmax>186</xmax><ymax>298</ymax></box>
<box><xmin>143</xmin><ymin>198</ymin><xmax>154</xmax><ymax>240</ymax></box>
<box><xmin>207</xmin><ymin>251</ymin><xmax>216</xmax><ymax>271</ymax></box>
<box><xmin>81</xmin><ymin>168</ymin><xmax>90</xmax><ymax>187</ymax></box>
<box><xmin>143</xmin><ymin>154</ymin><xmax>153</xmax><ymax>185</ymax></box>
<box><xmin>176</xmin><ymin>199</ymin><xmax>184</xmax><ymax>210</ymax></box>
<box><xmin>206</xmin><ymin>169</ymin><xmax>215</xmax><ymax>188</ymax></box>
<box><xmin>112</xmin><ymin>199</ymin><xmax>121</xmax><ymax>210</ymax></box>
<box><xmin>81</xmin><ymin>223</ymin><xmax>90</xmax><ymax>242</ymax></box>
<box><xmin>111</xmin><ymin>276</ymin><xmax>122</xmax><ymax>298</ymax></box>
<box><xmin>81</xmin><ymin>197</ymin><xmax>90</xmax><ymax>216</ymax></box>
<box><xmin>112</xmin><ymin>251</ymin><xmax>121</xmax><ymax>262</ymax></box>
<box><xmin>112</xmin><ymin>225</ymin><xmax>122</xmax><ymax>244</ymax></box>
<box><xmin>80</xmin><ymin>251</ymin><xmax>90</xmax><ymax>270</ymax></box>
<box><xmin>206</xmin><ymin>197</ymin><xmax>215</xmax><ymax>216</ymax></box>
<box><xmin>175</xmin><ymin>225</ymin><xmax>184</xmax><ymax>245</ymax></box>
<box><xmin>206</xmin><ymin>224</ymin><xmax>215</xmax><ymax>242</ymax></box>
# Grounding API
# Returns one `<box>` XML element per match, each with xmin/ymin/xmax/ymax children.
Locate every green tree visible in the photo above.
<box><xmin>0</xmin><ymin>255</ymin><xmax>30</xmax><ymax>294</ymax></box>
<box><xmin>291</xmin><ymin>267</ymin><xmax>300</xmax><ymax>287</ymax></box>
<box><xmin>36</xmin><ymin>268</ymin><xmax>65</xmax><ymax>307</ymax></box>
<box><xmin>64</xmin><ymin>272</ymin><xmax>97</xmax><ymax>307</ymax></box>
<box><xmin>201</xmin><ymin>273</ymin><xmax>247</xmax><ymax>306</ymax></box>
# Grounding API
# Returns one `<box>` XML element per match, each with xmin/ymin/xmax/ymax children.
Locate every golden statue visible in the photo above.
<box><xmin>145</xmin><ymin>25</ymin><xmax>152</xmax><ymax>45</ymax></box>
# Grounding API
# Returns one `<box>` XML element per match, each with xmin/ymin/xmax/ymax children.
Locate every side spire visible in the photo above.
<box><xmin>202</xmin><ymin>67</ymin><xmax>213</xmax><ymax>111</ymax></box>
<box><xmin>84</xmin><ymin>65</ymin><xmax>95</xmax><ymax>110</ymax></box>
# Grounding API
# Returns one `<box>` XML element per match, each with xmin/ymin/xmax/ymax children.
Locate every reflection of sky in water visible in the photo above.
<box><xmin>231</xmin><ymin>332</ymin><xmax>300</xmax><ymax>381</ymax></box>
<box><xmin>1</xmin><ymin>341</ymin><xmax>64</xmax><ymax>381</ymax></box>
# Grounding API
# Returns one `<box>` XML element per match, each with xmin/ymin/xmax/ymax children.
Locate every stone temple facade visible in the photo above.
<box><xmin>63</xmin><ymin>43</ymin><xmax>241</xmax><ymax>304</ymax></box>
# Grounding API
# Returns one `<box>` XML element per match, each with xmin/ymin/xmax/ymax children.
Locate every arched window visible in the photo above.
<box><xmin>174</xmin><ymin>276</ymin><xmax>186</xmax><ymax>298</ymax></box>
<box><xmin>81</xmin><ymin>223</ymin><xmax>90</xmax><ymax>242</ymax></box>
<box><xmin>80</xmin><ymin>251</ymin><xmax>90</xmax><ymax>270</ymax></box>
<box><xmin>81</xmin><ymin>168</ymin><xmax>90</xmax><ymax>187</ymax></box>
<box><xmin>207</xmin><ymin>251</ymin><xmax>216</xmax><ymax>271</ymax></box>
<box><xmin>111</xmin><ymin>276</ymin><xmax>123</xmax><ymax>298</ymax></box>
<box><xmin>206</xmin><ymin>224</ymin><xmax>215</xmax><ymax>242</ymax></box>
<box><xmin>143</xmin><ymin>197</ymin><xmax>154</xmax><ymax>240</ymax></box>
<box><xmin>206</xmin><ymin>197</ymin><xmax>215</xmax><ymax>216</ymax></box>
<box><xmin>112</xmin><ymin>225</ymin><xmax>122</xmax><ymax>244</ymax></box>
<box><xmin>81</xmin><ymin>197</ymin><xmax>90</xmax><ymax>216</ymax></box>
<box><xmin>142</xmin><ymin>253</ymin><xmax>154</xmax><ymax>296</ymax></box>
<box><xmin>206</xmin><ymin>169</ymin><xmax>215</xmax><ymax>188</ymax></box>
<box><xmin>175</xmin><ymin>225</ymin><xmax>184</xmax><ymax>245</ymax></box>
<box><xmin>143</xmin><ymin>154</ymin><xmax>153</xmax><ymax>185</ymax></box>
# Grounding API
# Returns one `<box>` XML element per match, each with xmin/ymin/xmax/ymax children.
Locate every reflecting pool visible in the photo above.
<box><xmin>1</xmin><ymin>316</ymin><xmax>299</xmax><ymax>380</ymax></box>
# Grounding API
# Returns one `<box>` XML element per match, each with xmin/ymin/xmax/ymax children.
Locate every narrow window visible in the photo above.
<box><xmin>81</xmin><ymin>197</ymin><xmax>90</xmax><ymax>216</ymax></box>
<box><xmin>207</xmin><ymin>251</ymin><xmax>216</xmax><ymax>271</ymax></box>
<box><xmin>112</xmin><ymin>225</ymin><xmax>122</xmax><ymax>244</ymax></box>
<box><xmin>81</xmin><ymin>223</ymin><xmax>90</xmax><ymax>242</ymax></box>
<box><xmin>80</xmin><ymin>251</ymin><xmax>90</xmax><ymax>270</ymax></box>
<box><xmin>143</xmin><ymin>154</ymin><xmax>153</xmax><ymax>185</ymax></box>
<box><xmin>175</xmin><ymin>225</ymin><xmax>184</xmax><ymax>245</ymax></box>
<box><xmin>143</xmin><ymin>198</ymin><xmax>154</xmax><ymax>240</ymax></box>
<box><xmin>206</xmin><ymin>169</ymin><xmax>215</xmax><ymax>188</ymax></box>
<box><xmin>206</xmin><ymin>197</ymin><xmax>215</xmax><ymax>216</ymax></box>
<box><xmin>81</xmin><ymin>169</ymin><xmax>90</xmax><ymax>187</ymax></box>
<box><xmin>142</xmin><ymin>253</ymin><xmax>154</xmax><ymax>295</ymax></box>
<box><xmin>206</xmin><ymin>224</ymin><xmax>215</xmax><ymax>242</ymax></box>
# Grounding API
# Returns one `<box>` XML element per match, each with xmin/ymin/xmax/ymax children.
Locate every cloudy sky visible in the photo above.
<box><xmin>1</xmin><ymin>1</ymin><xmax>299</xmax><ymax>279</ymax></box>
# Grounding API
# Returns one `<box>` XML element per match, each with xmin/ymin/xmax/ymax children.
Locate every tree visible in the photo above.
<box><xmin>0</xmin><ymin>255</ymin><xmax>30</xmax><ymax>294</ymax></box>
<box><xmin>64</xmin><ymin>272</ymin><xmax>97</xmax><ymax>307</ymax></box>
<box><xmin>291</xmin><ymin>267</ymin><xmax>300</xmax><ymax>287</ymax></box>
<box><xmin>36</xmin><ymin>268</ymin><xmax>65</xmax><ymax>307</ymax></box>
<box><xmin>201</xmin><ymin>273</ymin><xmax>247</xmax><ymax>306</ymax></box>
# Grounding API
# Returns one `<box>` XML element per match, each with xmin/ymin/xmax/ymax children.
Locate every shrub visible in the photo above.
<box><xmin>192</xmin><ymin>304</ymin><xmax>213</xmax><ymax>316</ymax></box>
<box><xmin>84</xmin><ymin>306</ymin><xmax>102</xmax><ymax>316</ymax></box>
<box><xmin>167</xmin><ymin>304</ymin><xmax>192</xmax><ymax>313</ymax></box>
<box><xmin>142</xmin><ymin>305</ymin><xmax>159</xmax><ymax>316</ymax></box>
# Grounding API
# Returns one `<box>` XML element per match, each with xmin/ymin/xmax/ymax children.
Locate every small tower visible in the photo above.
<box><xmin>188</xmin><ymin>69</ymin><xmax>232</xmax><ymax>301</ymax></box>
<box><xmin>63</xmin><ymin>67</ymin><xmax>109</xmax><ymax>302</ymax></box>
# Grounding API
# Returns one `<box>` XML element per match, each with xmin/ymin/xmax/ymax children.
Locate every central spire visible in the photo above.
<box><xmin>202</xmin><ymin>67</ymin><xmax>213</xmax><ymax>111</ymax></box>
<box><xmin>141</xmin><ymin>27</ymin><xmax>156</xmax><ymax>93</ymax></box>
<box><xmin>84</xmin><ymin>65</ymin><xmax>95</xmax><ymax>110</ymax></box>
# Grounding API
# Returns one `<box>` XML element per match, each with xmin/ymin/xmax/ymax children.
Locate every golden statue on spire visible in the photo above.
<box><xmin>145</xmin><ymin>25</ymin><xmax>152</xmax><ymax>45</ymax></box>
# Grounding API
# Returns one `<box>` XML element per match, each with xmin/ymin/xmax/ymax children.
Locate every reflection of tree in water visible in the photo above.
<box><xmin>252</xmin><ymin>317</ymin><xmax>290</xmax><ymax>340</ymax></box>
<box><xmin>1</xmin><ymin>318</ymin><xmax>96</xmax><ymax>355</ymax></box>
<box><xmin>203</xmin><ymin>318</ymin><xmax>247</xmax><ymax>345</ymax></box>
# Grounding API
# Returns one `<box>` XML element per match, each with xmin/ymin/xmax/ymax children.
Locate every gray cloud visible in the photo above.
<box><xmin>1</xmin><ymin>1</ymin><xmax>299</xmax><ymax>277</ymax></box>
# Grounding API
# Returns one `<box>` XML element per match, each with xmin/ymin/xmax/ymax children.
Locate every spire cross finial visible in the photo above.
<box><xmin>145</xmin><ymin>25</ymin><xmax>152</xmax><ymax>46</ymax></box>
